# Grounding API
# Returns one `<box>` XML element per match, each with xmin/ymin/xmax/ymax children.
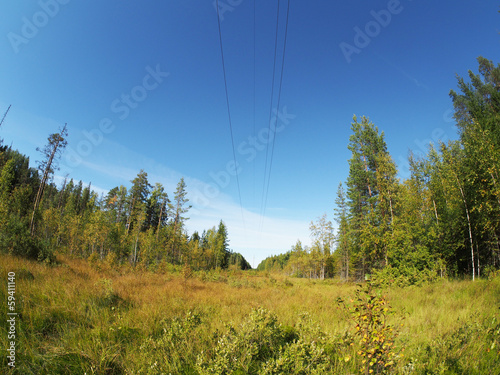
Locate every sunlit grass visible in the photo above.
<box><xmin>1</xmin><ymin>254</ymin><xmax>499</xmax><ymax>374</ymax></box>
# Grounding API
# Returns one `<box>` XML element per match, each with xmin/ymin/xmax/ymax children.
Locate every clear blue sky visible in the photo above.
<box><xmin>1</xmin><ymin>1</ymin><xmax>499</xmax><ymax>266</ymax></box>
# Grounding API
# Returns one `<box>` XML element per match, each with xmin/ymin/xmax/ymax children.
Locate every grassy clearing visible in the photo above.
<box><xmin>1</xmin><ymin>254</ymin><xmax>499</xmax><ymax>374</ymax></box>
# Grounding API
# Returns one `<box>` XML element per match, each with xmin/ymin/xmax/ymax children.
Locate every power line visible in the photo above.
<box><xmin>0</xmin><ymin>105</ymin><xmax>11</xmax><ymax>128</ymax></box>
<box><xmin>253</xmin><ymin>0</ymin><xmax>257</xmax><ymax>204</ymax></box>
<box><xmin>215</xmin><ymin>0</ymin><xmax>246</xmax><ymax>226</ymax></box>
<box><xmin>261</xmin><ymin>0</ymin><xmax>290</xmax><ymax>228</ymax></box>
<box><xmin>259</xmin><ymin>0</ymin><xmax>282</xmax><ymax>227</ymax></box>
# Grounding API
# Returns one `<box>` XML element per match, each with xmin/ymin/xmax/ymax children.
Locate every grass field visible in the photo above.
<box><xmin>1</xmin><ymin>254</ymin><xmax>500</xmax><ymax>374</ymax></box>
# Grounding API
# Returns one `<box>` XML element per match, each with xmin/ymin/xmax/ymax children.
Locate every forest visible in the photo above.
<box><xmin>1</xmin><ymin>57</ymin><xmax>500</xmax><ymax>375</ymax></box>
<box><xmin>1</xmin><ymin>56</ymin><xmax>500</xmax><ymax>283</ymax></box>
<box><xmin>258</xmin><ymin>56</ymin><xmax>500</xmax><ymax>286</ymax></box>
<box><xmin>0</xmin><ymin>124</ymin><xmax>251</xmax><ymax>271</ymax></box>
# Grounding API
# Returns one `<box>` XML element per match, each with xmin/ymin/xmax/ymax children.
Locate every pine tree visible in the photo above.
<box><xmin>170</xmin><ymin>177</ymin><xmax>191</xmax><ymax>232</ymax></box>
<box><xmin>346</xmin><ymin>115</ymin><xmax>390</xmax><ymax>278</ymax></box>
<box><xmin>169</xmin><ymin>177</ymin><xmax>191</xmax><ymax>263</ymax></box>
<box><xmin>215</xmin><ymin>220</ymin><xmax>229</xmax><ymax>269</ymax></box>
<box><xmin>126</xmin><ymin>170</ymin><xmax>151</xmax><ymax>235</ymax></box>
<box><xmin>145</xmin><ymin>182</ymin><xmax>170</xmax><ymax>235</ymax></box>
<box><xmin>30</xmin><ymin>124</ymin><xmax>68</xmax><ymax>236</ymax></box>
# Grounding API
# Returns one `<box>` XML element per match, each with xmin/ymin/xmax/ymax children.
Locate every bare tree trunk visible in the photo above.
<box><xmin>126</xmin><ymin>197</ymin><xmax>136</xmax><ymax>235</ymax></box>
<box><xmin>134</xmin><ymin>234</ymin><xmax>139</xmax><ymax>265</ymax></box>
<box><xmin>362</xmin><ymin>154</ymin><xmax>373</xmax><ymax>198</ymax></box>
<box><xmin>388</xmin><ymin>191</ymin><xmax>394</xmax><ymax>224</ymax></box>
<box><xmin>156</xmin><ymin>199</ymin><xmax>165</xmax><ymax>240</ymax></box>
<box><xmin>477</xmin><ymin>244</ymin><xmax>480</xmax><ymax>278</ymax></box>
<box><xmin>30</xmin><ymin>124</ymin><xmax>67</xmax><ymax>236</ymax></box>
<box><xmin>493</xmin><ymin>231</ymin><xmax>500</xmax><ymax>267</ymax></box>
<box><xmin>30</xmin><ymin>145</ymin><xmax>57</xmax><ymax>236</ymax></box>
<box><xmin>456</xmin><ymin>177</ymin><xmax>475</xmax><ymax>281</ymax></box>
<box><xmin>432</xmin><ymin>198</ymin><xmax>439</xmax><ymax>225</ymax></box>
<box><xmin>346</xmin><ymin>251</ymin><xmax>349</xmax><ymax>281</ymax></box>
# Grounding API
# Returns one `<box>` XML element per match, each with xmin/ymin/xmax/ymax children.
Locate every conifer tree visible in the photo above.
<box><xmin>30</xmin><ymin>124</ymin><xmax>68</xmax><ymax>236</ymax></box>
<box><xmin>126</xmin><ymin>170</ymin><xmax>151</xmax><ymax>234</ymax></box>
<box><xmin>346</xmin><ymin>116</ymin><xmax>390</xmax><ymax>278</ymax></box>
<box><xmin>169</xmin><ymin>177</ymin><xmax>191</xmax><ymax>262</ymax></box>
<box><xmin>215</xmin><ymin>220</ymin><xmax>229</xmax><ymax>269</ymax></box>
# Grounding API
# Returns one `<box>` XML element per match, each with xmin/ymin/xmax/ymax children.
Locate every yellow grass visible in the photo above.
<box><xmin>1</xmin><ymin>254</ymin><xmax>499</xmax><ymax>374</ymax></box>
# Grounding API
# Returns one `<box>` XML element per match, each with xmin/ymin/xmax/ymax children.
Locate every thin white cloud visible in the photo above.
<box><xmin>60</xmin><ymin>138</ymin><xmax>312</xmax><ymax>267</ymax></box>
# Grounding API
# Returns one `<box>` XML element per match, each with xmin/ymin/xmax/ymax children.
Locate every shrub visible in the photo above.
<box><xmin>338</xmin><ymin>283</ymin><xmax>403</xmax><ymax>374</ymax></box>
<box><xmin>372</xmin><ymin>265</ymin><xmax>437</xmax><ymax>288</ymax></box>
<box><xmin>261</xmin><ymin>339</ymin><xmax>329</xmax><ymax>375</ymax></box>
<box><xmin>196</xmin><ymin>308</ymin><xmax>295</xmax><ymax>374</ymax></box>
<box><xmin>137</xmin><ymin>311</ymin><xmax>203</xmax><ymax>374</ymax></box>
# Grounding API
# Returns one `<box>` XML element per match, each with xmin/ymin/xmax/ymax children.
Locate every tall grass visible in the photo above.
<box><xmin>1</xmin><ymin>254</ymin><xmax>499</xmax><ymax>374</ymax></box>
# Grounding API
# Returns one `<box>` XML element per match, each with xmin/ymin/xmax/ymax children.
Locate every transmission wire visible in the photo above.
<box><xmin>259</xmin><ymin>0</ymin><xmax>282</xmax><ymax>229</ymax></box>
<box><xmin>261</xmin><ymin>0</ymin><xmax>290</xmax><ymax>229</ymax></box>
<box><xmin>215</xmin><ymin>0</ymin><xmax>245</xmax><ymax>226</ymax></box>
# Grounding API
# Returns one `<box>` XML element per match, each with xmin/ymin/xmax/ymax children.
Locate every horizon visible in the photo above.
<box><xmin>1</xmin><ymin>1</ymin><xmax>499</xmax><ymax>267</ymax></box>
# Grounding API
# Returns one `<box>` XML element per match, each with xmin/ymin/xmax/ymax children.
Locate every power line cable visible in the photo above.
<box><xmin>253</xmin><ymin>0</ymin><xmax>257</xmax><ymax>204</ymax></box>
<box><xmin>215</xmin><ymin>0</ymin><xmax>245</xmax><ymax>226</ymax></box>
<box><xmin>0</xmin><ymin>105</ymin><xmax>11</xmax><ymax>128</ymax></box>
<box><xmin>261</xmin><ymin>0</ymin><xmax>290</xmax><ymax>228</ymax></box>
<box><xmin>259</xmin><ymin>0</ymin><xmax>282</xmax><ymax>228</ymax></box>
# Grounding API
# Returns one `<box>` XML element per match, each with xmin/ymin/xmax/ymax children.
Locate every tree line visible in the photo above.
<box><xmin>0</xmin><ymin>125</ymin><xmax>251</xmax><ymax>271</ymax></box>
<box><xmin>258</xmin><ymin>56</ymin><xmax>500</xmax><ymax>283</ymax></box>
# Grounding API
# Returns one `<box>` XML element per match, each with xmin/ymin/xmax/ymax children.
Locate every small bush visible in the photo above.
<box><xmin>338</xmin><ymin>283</ymin><xmax>403</xmax><ymax>374</ymax></box>
<box><xmin>137</xmin><ymin>311</ymin><xmax>203</xmax><ymax>374</ymax></box>
<box><xmin>196</xmin><ymin>308</ymin><xmax>295</xmax><ymax>374</ymax></box>
<box><xmin>372</xmin><ymin>265</ymin><xmax>437</xmax><ymax>288</ymax></box>
<box><xmin>261</xmin><ymin>339</ymin><xmax>329</xmax><ymax>375</ymax></box>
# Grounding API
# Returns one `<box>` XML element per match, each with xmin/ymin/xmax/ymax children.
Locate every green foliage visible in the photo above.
<box><xmin>411</xmin><ymin>313</ymin><xmax>500</xmax><ymax>374</ymax></box>
<box><xmin>260</xmin><ymin>339</ymin><xmax>330</xmax><ymax>375</ymax></box>
<box><xmin>338</xmin><ymin>283</ymin><xmax>402</xmax><ymax>374</ymax></box>
<box><xmin>256</xmin><ymin>251</ymin><xmax>292</xmax><ymax>272</ymax></box>
<box><xmin>196</xmin><ymin>308</ymin><xmax>294</xmax><ymax>374</ymax></box>
<box><xmin>228</xmin><ymin>251</ymin><xmax>252</xmax><ymax>270</ymax></box>
<box><xmin>2</xmin><ymin>254</ymin><xmax>500</xmax><ymax>374</ymax></box>
<box><xmin>371</xmin><ymin>266</ymin><xmax>438</xmax><ymax>288</ymax></box>
<box><xmin>195</xmin><ymin>308</ymin><xmax>346</xmax><ymax>374</ymax></box>
<box><xmin>0</xmin><ymin>217</ymin><xmax>41</xmax><ymax>258</ymax></box>
<box><xmin>137</xmin><ymin>311</ymin><xmax>203</xmax><ymax>374</ymax></box>
<box><xmin>94</xmin><ymin>278</ymin><xmax>122</xmax><ymax>308</ymax></box>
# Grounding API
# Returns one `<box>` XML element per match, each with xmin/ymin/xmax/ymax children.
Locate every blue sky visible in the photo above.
<box><xmin>0</xmin><ymin>1</ymin><xmax>499</xmax><ymax>267</ymax></box>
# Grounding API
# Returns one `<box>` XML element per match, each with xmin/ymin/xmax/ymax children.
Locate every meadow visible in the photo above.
<box><xmin>1</xmin><ymin>254</ymin><xmax>500</xmax><ymax>374</ymax></box>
